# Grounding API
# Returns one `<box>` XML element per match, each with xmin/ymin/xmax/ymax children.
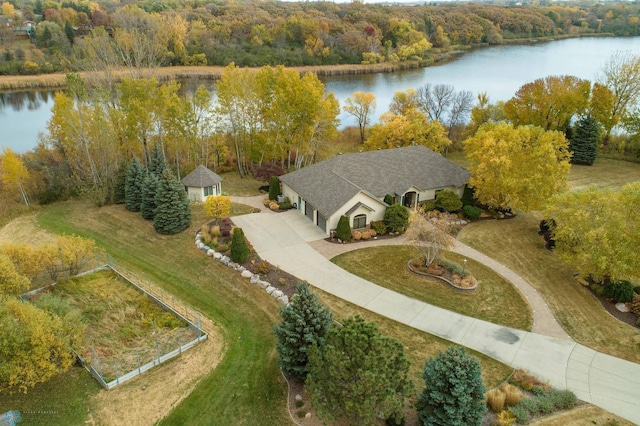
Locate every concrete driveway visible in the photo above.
<box><xmin>232</xmin><ymin>210</ymin><xmax>640</xmax><ymax>424</ymax></box>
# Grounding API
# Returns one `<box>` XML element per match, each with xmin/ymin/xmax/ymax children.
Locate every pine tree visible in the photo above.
<box><xmin>64</xmin><ymin>21</ymin><xmax>75</xmax><ymax>45</ymax></box>
<box><xmin>417</xmin><ymin>346</ymin><xmax>487</xmax><ymax>426</ymax></box>
<box><xmin>335</xmin><ymin>215</ymin><xmax>351</xmax><ymax>242</ymax></box>
<box><xmin>274</xmin><ymin>283</ymin><xmax>333</xmax><ymax>381</ymax></box>
<box><xmin>230</xmin><ymin>227</ymin><xmax>249</xmax><ymax>263</ymax></box>
<box><xmin>125</xmin><ymin>157</ymin><xmax>144</xmax><ymax>212</ymax></box>
<box><xmin>569</xmin><ymin>116</ymin><xmax>601</xmax><ymax>166</ymax></box>
<box><xmin>306</xmin><ymin>316</ymin><xmax>413</xmax><ymax>426</ymax></box>
<box><xmin>153</xmin><ymin>169</ymin><xmax>191</xmax><ymax>234</ymax></box>
<box><xmin>149</xmin><ymin>144</ymin><xmax>167</xmax><ymax>178</ymax></box>
<box><xmin>140</xmin><ymin>173</ymin><xmax>159</xmax><ymax>220</ymax></box>
<box><xmin>113</xmin><ymin>162</ymin><xmax>128</xmax><ymax>205</ymax></box>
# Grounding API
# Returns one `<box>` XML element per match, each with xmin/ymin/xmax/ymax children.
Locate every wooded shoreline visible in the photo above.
<box><xmin>0</xmin><ymin>34</ymin><xmax>615</xmax><ymax>92</ymax></box>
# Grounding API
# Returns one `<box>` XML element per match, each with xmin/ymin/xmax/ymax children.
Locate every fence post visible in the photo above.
<box><xmin>198</xmin><ymin>313</ymin><xmax>202</xmax><ymax>338</ymax></box>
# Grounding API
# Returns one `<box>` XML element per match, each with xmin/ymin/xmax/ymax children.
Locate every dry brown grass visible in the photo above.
<box><xmin>486</xmin><ymin>388</ymin><xmax>506</xmax><ymax>412</ymax></box>
<box><xmin>88</xmin><ymin>316</ymin><xmax>223</xmax><ymax>426</ymax></box>
<box><xmin>568</xmin><ymin>159</ymin><xmax>640</xmax><ymax>190</ymax></box>
<box><xmin>501</xmin><ymin>383</ymin><xmax>523</xmax><ymax>406</ymax></box>
<box><xmin>0</xmin><ymin>213</ymin><xmax>55</xmax><ymax>245</ymax></box>
<box><xmin>458</xmin><ymin>214</ymin><xmax>640</xmax><ymax>363</ymax></box>
<box><xmin>529</xmin><ymin>404</ymin><xmax>635</xmax><ymax>426</ymax></box>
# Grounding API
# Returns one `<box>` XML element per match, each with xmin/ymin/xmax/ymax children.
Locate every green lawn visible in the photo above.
<box><xmin>0</xmin><ymin>367</ymin><xmax>100</xmax><ymax>426</ymax></box>
<box><xmin>332</xmin><ymin>246</ymin><xmax>532</xmax><ymax>331</ymax></box>
<box><xmin>32</xmin><ymin>201</ymin><xmax>290</xmax><ymax>425</ymax></box>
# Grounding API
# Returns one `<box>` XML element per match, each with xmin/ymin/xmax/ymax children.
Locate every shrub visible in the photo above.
<box><xmin>268</xmin><ymin>176</ymin><xmax>280</xmax><ymax>200</ymax></box>
<box><xmin>501</xmin><ymin>384</ymin><xmax>522</xmax><ymax>406</ymax></box>
<box><xmin>463</xmin><ymin>205</ymin><xmax>483</xmax><ymax>220</ymax></box>
<box><xmin>509</xmin><ymin>404</ymin><xmax>530</xmax><ymax>424</ymax></box>
<box><xmin>417</xmin><ymin>346</ymin><xmax>486</xmax><ymax>426</ymax></box>
<box><xmin>552</xmin><ymin>389</ymin><xmax>577</xmax><ymax>410</ymax></box>
<box><xmin>536</xmin><ymin>393</ymin><xmax>555</xmax><ymax>415</ymax></box>
<box><xmin>495</xmin><ymin>409</ymin><xmax>516</xmax><ymax>426</ymax></box>
<box><xmin>252</xmin><ymin>260</ymin><xmax>271</xmax><ymax>275</ymax></box>
<box><xmin>259</xmin><ymin>185</ymin><xmax>270</xmax><ymax>193</ymax></box>
<box><xmin>435</xmin><ymin>190</ymin><xmax>463</xmax><ymax>212</ymax></box>
<box><xmin>384</xmin><ymin>194</ymin><xmax>395</xmax><ymax>205</ymax></box>
<box><xmin>253</xmin><ymin>161</ymin><xmax>285</xmax><ymax>182</ymax></box>
<box><xmin>486</xmin><ymin>388</ymin><xmax>506</xmax><ymax>412</ymax></box>
<box><xmin>269</xmin><ymin>201</ymin><xmax>280</xmax><ymax>211</ymax></box>
<box><xmin>518</xmin><ymin>397</ymin><xmax>539</xmax><ymax>416</ymax></box>
<box><xmin>369</xmin><ymin>229</ymin><xmax>377</xmax><ymax>237</ymax></box>
<box><xmin>420</xmin><ymin>200</ymin><xmax>437</xmax><ymax>212</ymax></box>
<box><xmin>361</xmin><ymin>230</ymin><xmax>371</xmax><ymax>240</ymax></box>
<box><xmin>210</xmin><ymin>225</ymin><xmax>221</xmax><ymax>237</ymax></box>
<box><xmin>230</xmin><ymin>228</ymin><xmax>249</xmax><ymax>263</ymax></box>
<box><xmin>263</xmin><ymin>198</ymin><xmax>271</xmax><ymax>206</ymax></box>
<box><xmin>335</xmin><ymin>215</ymin><xmax>351</xmax><ymax>242</ymax></box>
<box><xmin>384</xmin><ymin>204</ymin><xmax>409</xmax><ymax>233</ymax></box>
<box><xmin>602</xmin><ymin>280</ymin><xmax>635</xmax><ymax>303</ymax></box>
<box><xmin>279</xmin><ymin>202</ymin><xmax>292</xmax><ymax>210</ymax></box>
<box><xmin>634</xmin><ymin>286</ymin><xmax>640</xmax><ymax>295</ymax></box>
<box><xmin>370</xmin><ymin>220</ymin><xmax>387</xmax><ymax>235</ymax></box>
<box><xmin>217</xmin><ymin>244</ymin><xmax>229</xmax><ymax>253</ymax></box>
<box><xmin>352</xmin><ymin>230</ymin><xmax>362</xmax><ymax>241</ymax></box>
<box><xmin>462</xmin><ymin>185</ymin><xmax>475</xmax><ymax>206</ymax></box>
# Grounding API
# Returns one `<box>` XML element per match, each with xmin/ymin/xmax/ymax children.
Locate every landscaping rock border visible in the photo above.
<box><xmin>195</xmin><ymin>231</ymin><xmax>289</xmax><ymax>306</ymax></box>
<box><xmin>406</xmin><ymin>259</ymin><xmax>478</xmax><ymax>293</ymax></box>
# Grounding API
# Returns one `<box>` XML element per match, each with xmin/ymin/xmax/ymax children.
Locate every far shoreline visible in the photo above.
<box><xmin>0</xmin><ymin>33</ymin><xmax>616</xmax><ymax>93</ymax></box>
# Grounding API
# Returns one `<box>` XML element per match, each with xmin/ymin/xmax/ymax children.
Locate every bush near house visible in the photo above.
<box><xmin>230</xmin><ymin>227</ymin><xmax>249</xmax><ymax>263</ymax></box>
<box><xmin>268</xmin><ymin>176</ymin><xmax>280</xmax><ymax>201</ymax></box>
<box><xmin>335</xmin><ymin>215</ymin><xmax>351</xmax><ymax>242</ymax></box>
<box><xmin>463</xmin><ymin>205</ymin><xmax>483</xmax><ymax>220</ymax></box>
<box><xmin>435</xmin><ymin>190</ymin><xmax>463</xmax><ymax>212</ymax></box>
<box><xmin>384</xmin><ymin>204</ymin><xmax>409</xmax><ymax>233</ymax></box>
<box><xmin>370</xmin><ymin>220</ymin><xmax>387</xmax><ymax>235</ymax></box>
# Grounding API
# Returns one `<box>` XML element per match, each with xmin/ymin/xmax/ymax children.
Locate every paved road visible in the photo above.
<box><xmin>232</xmin><ymin>210</ymin><xmax>640</xmax><ymax>424</ymax></box>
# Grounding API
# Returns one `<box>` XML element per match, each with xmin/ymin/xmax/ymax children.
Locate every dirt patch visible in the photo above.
<box><xmin>88</xmin><ymin>316</ymin><xmax>224</xmax><ymax>426</ymax></box>
<box><xmin>0</xmin><ymin>214</ymin><xmax>56</xmax><ymax>245</ymax></box>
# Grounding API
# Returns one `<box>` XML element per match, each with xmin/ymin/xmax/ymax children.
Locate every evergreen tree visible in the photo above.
<box><xmin>64</xmin><ymin>21</ymin><xmax>74</xmax><ymax>45</ymax></box>
<box><xmin>268</xmin><ymin>176</ymin><xmax>280</xmax><ymax>201</ymax></box>
<box><xmin>417</xmin><ymin>346</ymin><xmax>487</xmax><ymax>426</ymax></box>
<box><xmin>125</xmin><ymin>157</ymin><xmax>144</xmax><ymax>212</ymax></box>
<box><xmin>149</xmin><ymin>144</ymin><xmax>167</xmax><ymax>177</ymax></box>
<box><xmin>274</xmin><ymin>283</ymin><xmax>333</xmax><ymax>381</ymax></box>
<box><xmin>384</xmin><ymin>204</ymin><xmax>410</xmax><ymax>232</ymax></box>
<box><xmin>569</xmin><ymin>116</ymin><xmax>601</xmax><ymax>165</ymax></box>
<box><xmin>140</xmin><ymin>173</ymin><xmax>159</xmax><ymax>220</ymax></box>
<box><xmin>230</xmin><ymin>227</ymin><xmax>249</xmax><ymax>263</ymax></box>
<box><xmin>306</xmin><ymin>316</ymin><xmax>413</xmax><ymax>426</ymax></box>
<box><xmin>153</xmin><ymin>169</ymin><xmax>191</xmax><ymax>234</ymax></box>
<box><xmin>113</xmin><ymin>162</ymin><xmax>128</xmax><ymax>205</ymax></box>
<box><xmin>335</xmin><ymin>215</ymin><xmax>351</xmax><ymax>242</ymax></box>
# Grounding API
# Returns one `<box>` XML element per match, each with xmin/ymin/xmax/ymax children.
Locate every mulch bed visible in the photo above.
<box><xmin>324</xmin><ymin>231</ymin><xmax>403</xmax><ymax>245</ymax></box>
<box><xmin>591</xmin><ymin>291</ymin><xmax>639</xmax><ymax>329</ymax></box>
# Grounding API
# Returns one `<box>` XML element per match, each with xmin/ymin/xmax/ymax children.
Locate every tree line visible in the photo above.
<box><xmin>1</xmin><ymin>0</ymin><xmax>640</xmax><ymax>75</ymax></box>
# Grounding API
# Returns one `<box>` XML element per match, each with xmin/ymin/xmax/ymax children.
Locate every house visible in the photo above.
<box><xmin>181</xmin><ymin>165</ymin><xmax>222</xmax><ymax>202</ymax></box>
<box><xmin>279</xmin><ymin>145</ymin><xmax>470</xmax><ymax>235</ymax></box>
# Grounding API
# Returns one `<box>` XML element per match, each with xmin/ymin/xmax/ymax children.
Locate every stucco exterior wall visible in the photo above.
<box><xmin>327</xmin><ymin>192</ymin><xmax>387</xmax><ymax>232</ymax></box>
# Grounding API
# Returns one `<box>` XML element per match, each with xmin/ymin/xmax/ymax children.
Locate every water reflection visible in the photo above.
<box><xmin>0</xmin><ymin>90</ymin><xmax>56</xmax><ymax>113</ymax></box>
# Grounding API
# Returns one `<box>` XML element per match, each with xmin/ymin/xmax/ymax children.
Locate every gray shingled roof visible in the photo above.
<box><xmin>279</xmin><ymin>145</ymin><xmax>470</xmax><ymax>218</ymax></box>
<box><xmin>181</xmin><ymin>165</ymin><xmax>222</xmax><ymax>187</ymax></box>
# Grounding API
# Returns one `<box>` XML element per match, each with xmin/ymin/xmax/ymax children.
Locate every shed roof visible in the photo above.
<box><xmin>279</xmin><ymin>145</ymin><xmax>470</xmax><ymax>218</ymax></box>
<box><xmin>181</xmin><ymin>165</ymin><xmax>222</xmax><ymax>188</ymax></box>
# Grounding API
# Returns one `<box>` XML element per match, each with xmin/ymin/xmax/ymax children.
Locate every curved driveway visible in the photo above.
<box><xmin>232</xmin><ymin>210</ymin><xmax>640</xmax><ymax>424</ymax></box>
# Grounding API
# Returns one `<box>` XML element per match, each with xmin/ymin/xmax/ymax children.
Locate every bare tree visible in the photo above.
<box><xmin>447</xmin><ymin>90</ymin><xmax>473</xmax><ymax>139</ymax></box>
<box><xmin>405</xmin><ymin>210</ymin><xmax>455</xmax><ymax>267</ymax></box>
<box><xmin>417</xmin><ymin>83</ymin><xmax>454</xmax><ymax>122</ymax></box>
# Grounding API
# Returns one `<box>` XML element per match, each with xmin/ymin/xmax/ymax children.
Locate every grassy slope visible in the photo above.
<box><xmin>332</xmin><ymin>246</ymin><xmax>532</xmax><ymax>331</ymax></box>
<box><xmin>35</xmin><ymin>201</ymin><xmax>289</xmax><ymax>425</ymax></box>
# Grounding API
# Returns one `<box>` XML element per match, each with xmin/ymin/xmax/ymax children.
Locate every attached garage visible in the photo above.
<box><xmin>305</xmin><ymin>202</ymin><xmax>314</xmax><ymax>221</ymax></box>
<box><xmin>317</xmin><ymin>214</ymin><xmax>327</xmax><ymax>233</ymax></box>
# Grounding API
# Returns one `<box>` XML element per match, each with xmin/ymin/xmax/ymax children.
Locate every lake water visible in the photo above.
<box><xmin>3</xmin><ymin>36</ymin><xmax>640</xmax><ymax>153</ymax></box>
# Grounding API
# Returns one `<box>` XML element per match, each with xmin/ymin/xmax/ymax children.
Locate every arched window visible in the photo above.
<box><xmin>353</xmin><ymin>214</ymin><xmax>366</xmax><ymax>229</ymax></box>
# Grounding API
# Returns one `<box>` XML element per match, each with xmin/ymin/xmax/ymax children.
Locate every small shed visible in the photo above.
<box><xmin>181</xmin><ymin>165</ymin><xmax>222</xmax><ymax>202</ymax></box>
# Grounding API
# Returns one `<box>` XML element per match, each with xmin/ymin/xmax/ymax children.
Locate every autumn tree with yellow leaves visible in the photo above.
<box><xmin>464</xmin><ymin>122</ymin><xmax>571</xmax><ymax>212</ymax></box>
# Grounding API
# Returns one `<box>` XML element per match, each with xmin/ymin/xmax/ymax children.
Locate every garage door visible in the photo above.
<box><xmin>305</xmin><ymin>202</ymin><xmax>314</xmax><ymax>221</ymax></box>
<box><xmin>317</xmin><ymin>214</ymin><xmax>326</xmax><ymax>233</ymax></box>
